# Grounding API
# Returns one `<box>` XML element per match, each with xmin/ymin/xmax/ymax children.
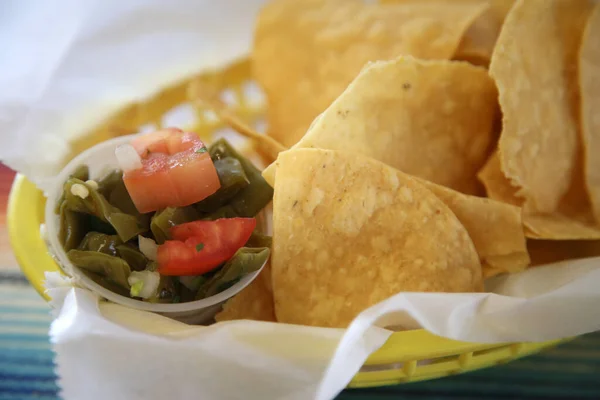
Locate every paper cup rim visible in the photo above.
<box><xmin>44</xmin><ymin>134</ymin><xmax>267</xmax><ymax>314</ymax></box>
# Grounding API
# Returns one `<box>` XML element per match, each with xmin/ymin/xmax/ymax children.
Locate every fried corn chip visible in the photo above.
<box><xmin>453</xmin><ymin>0</ymin><xmax>515</xmax><ymax>67</ymax></box>
<box><xmin>477</xmin><ymin>151</ymin><xmax>520</xmax><ymax>206</ymax></box>
<box><xmin>478</xmin><ymin>152</ymin><xmax>600</xmax><ymax>239</ymax></box>
<box><xmin>253</xmin><ymin>0</ymin><xmax>488</xmax><ymax>147</ymax></box>
<box><xmin>215</xmin><ymin>263</ymin><xmax>276</xmax><ymax>323</ymax></box>
<box><xmin>580</xmin><ymin>4</ymin><xmax>600</xmax><ymax>224</ymax></box>
<box><xmin>272</xmin><ymin>148</ymin><xmax>482</xmax><ymax>328</ymax></box>
<box><xmin>263</xmin><ymin>56</ymin><xmax>498</xmax><ymax>195</ymax></box>
<box><xmin>263</xmin><ymin>56</ymin><xmax>526</xmax><ymax>276</ymax></box>
<box><xmin>382</xmin><ymin>0</ymin><xmax>515</xmax><ymax>67</ymax></box>
<box><xmin>490</xmin><ymin>0</ymin><xmax>595</xmax><ymax>214</ymax></box>
<box><xmin>523</xmin><ymin>213</ymin><xmax>600</xmax><ymax>240</ymax></box>
<box><xmin>419</xmin><ymin>179</ymin><xmax>529</xmax><ymax>278</ymax></box>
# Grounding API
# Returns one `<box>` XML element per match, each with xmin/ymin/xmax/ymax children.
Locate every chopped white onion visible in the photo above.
<box><xmin>115</xmin><ymin>144</ymin><xmax>143</xmax><ymax>172</ymax></box>
<box><xmin>85</xmin><ymin>179</ymin><xmax>99</xmax><ymax>190</ymax></box>
<box><xmin>128</xmin><ymin>270</ymin><xmax>160</xmax><ymax>299</ymax></box>
<box><xmin>138</xmin><ymin>235</ymin><xmax>158</xmax><ymax>261</ymax></box>
<box><xmin>70</xmin><ymin>183</ymin><xmax>89</xmax><ymax>199</ymax></box>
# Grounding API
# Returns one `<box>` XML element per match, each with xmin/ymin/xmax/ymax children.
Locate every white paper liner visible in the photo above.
<box><xmin>0</xmin><ymin>0</ymin><xmax>268</xmax><ymax>193</ymax></box>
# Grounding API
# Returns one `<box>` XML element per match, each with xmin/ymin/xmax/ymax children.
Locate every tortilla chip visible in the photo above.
<box><xmin>453</xmin><ymin>0</ymin><xmax>515</xmax><ymax>67</ymax></box>
<box><xmin>477</xmin><ymin>151</ymin><xmax>520</xmax><ymax>206</ymax></box>
<box><xmin>481</xmin><ymin>252</ymin><xmax>532</xmax><ymax>279</ymax></box>
<box><xmin>271</xmin><ymin>148</ymin><xmax>528</xmax><ymax>277</ymax></box>
<box><xmin>479</xmin><ymin>152</ymin><xmax>600</xmax><ymax>239</ymax></box>
<box><xmin>254</xmin><ymin>0</ymin><xmax>488</xmax><ymax>147</ymax></box>
<box><xmin>528</xmin><ymin>239</ymin><xmax>600</xmax><ymax>267</ymax></box>
<box><xmin>215</xmin><ymin>264</ymin><xmax>276</xmax><ymax>323</ymax></box>
<box><xmin>489</xmin><ymin>0</ymin><xmax>595</xmax><ymax>214</ymax></box>
<box><xmin>271</xmin><ymin>148</ymin><xmax>482</xmax><ymax>328</ymax></box>
<box><xmin>523</xmin><ymin>213</ymin><xmax>600</xmax><ymax>240</ymax></box>
<box><xmin>263</xmin><ymin>56</ymin><xmax>498</xmax><ymax>195</ymax></box>
<box><xmin>263</xmin><ymin>55</ymin><xmax>524</xmax><ymax>276</ymax></box>
<box><xmin>580</xmin><ymin>4</ymin><xmax>600</xmax><ymax>224</ymax></box>
<box><xmin>382</xmin><ymin>0</ymin><xmax>515</xmax><ymax>66</ymax></box>
<box><xmin>418</xmin><ymin>179</ymin><xmax>529</xmax><ymax>277</ymax></box>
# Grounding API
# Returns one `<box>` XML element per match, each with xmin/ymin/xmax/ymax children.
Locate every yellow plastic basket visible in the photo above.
<box><xmin>8</xmin><ymin>58</ymin><xmax>565</xmax><ymax>388</ymax></box>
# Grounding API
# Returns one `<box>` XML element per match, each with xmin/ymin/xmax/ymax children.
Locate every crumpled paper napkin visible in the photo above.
<box><xmin>45</xmin><ymin>256</ymin><xmax>600</xmax><ymax>400</ymax></box>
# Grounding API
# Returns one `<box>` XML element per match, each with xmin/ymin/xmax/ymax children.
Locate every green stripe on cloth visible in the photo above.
<box><xmin>0</xmin><ymin>274</ymin><xmax>599</xmax><ymax>400</ymax></box>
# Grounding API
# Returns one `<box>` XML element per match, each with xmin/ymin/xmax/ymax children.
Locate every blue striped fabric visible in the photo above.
<box><xmin>0</xmin><ymin>274</ymin><xmax>58</xmax><ymax>400</ymax></box>
<box><xmin>0</xmin><ymin>272</ymin><xmax>599</xmax><ymax>400</ymax></box>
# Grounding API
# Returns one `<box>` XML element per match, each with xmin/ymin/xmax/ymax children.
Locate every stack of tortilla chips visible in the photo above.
<box><xmin>195</xmin><ymin>0</ymin><xmax>600</xmax><ymax>328</ymax></box>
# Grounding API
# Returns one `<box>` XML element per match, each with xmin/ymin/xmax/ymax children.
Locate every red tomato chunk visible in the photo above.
<box><xmin>124</xmin><ymin>128</ymin><xmax>221</xmax><ymax>213</ymax></box>
<box><xmin>157</xmin><ymin>218</ymin><xmax>257</xmax><ymax>276</ymax></box>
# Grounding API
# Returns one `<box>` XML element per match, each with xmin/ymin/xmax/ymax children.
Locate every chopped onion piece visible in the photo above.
<box><xmin>115</xmin><ymin>144</ymin><xmax>143</xmax><ymax>172</ymax></box>
<box><xmin>70</xmin><ymin>183</ymin><xmax>89</xmax><ymax>199</ymax></box>
<box><xmin>128</xmin><ymin>270</ymin><xmax>160</xmax><ymax>299</ymax></box>
<box><xmin>85</xmin><ymin>180</ymin><xmax>99</xmax><ymax>190</ymax></box>
<box><xmin>138</xmin><ymin>236</ymin><xmax>158</xmax><ymax>261</ymax></box>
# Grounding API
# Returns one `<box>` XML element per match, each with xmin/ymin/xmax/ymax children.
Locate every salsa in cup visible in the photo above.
<box><xmin>55</xmin><ymin>128</ymin><xmax>272</xmax><ymax>304</ymax></box>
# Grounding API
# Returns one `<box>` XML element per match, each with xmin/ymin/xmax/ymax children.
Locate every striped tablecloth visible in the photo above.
<box><xmin>1</xmin><ymin>165</ymin><xmax>599</xmax><ymax>400</ymax></box>
<box><xmin>0</xmin><ymin>278</ymin><xmax>56</xmax><ymax>400</ymax></box>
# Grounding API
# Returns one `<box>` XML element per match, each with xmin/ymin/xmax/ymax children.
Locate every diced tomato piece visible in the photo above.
<box><xmin>123</xmin><ymin>128</ymin><xmax>220</xmax><ymax>213</ymax></box>
<box><xmin>157</xmin><ymin>218</ymin><xmax>257</xmax><ymax>276</ymax></box>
